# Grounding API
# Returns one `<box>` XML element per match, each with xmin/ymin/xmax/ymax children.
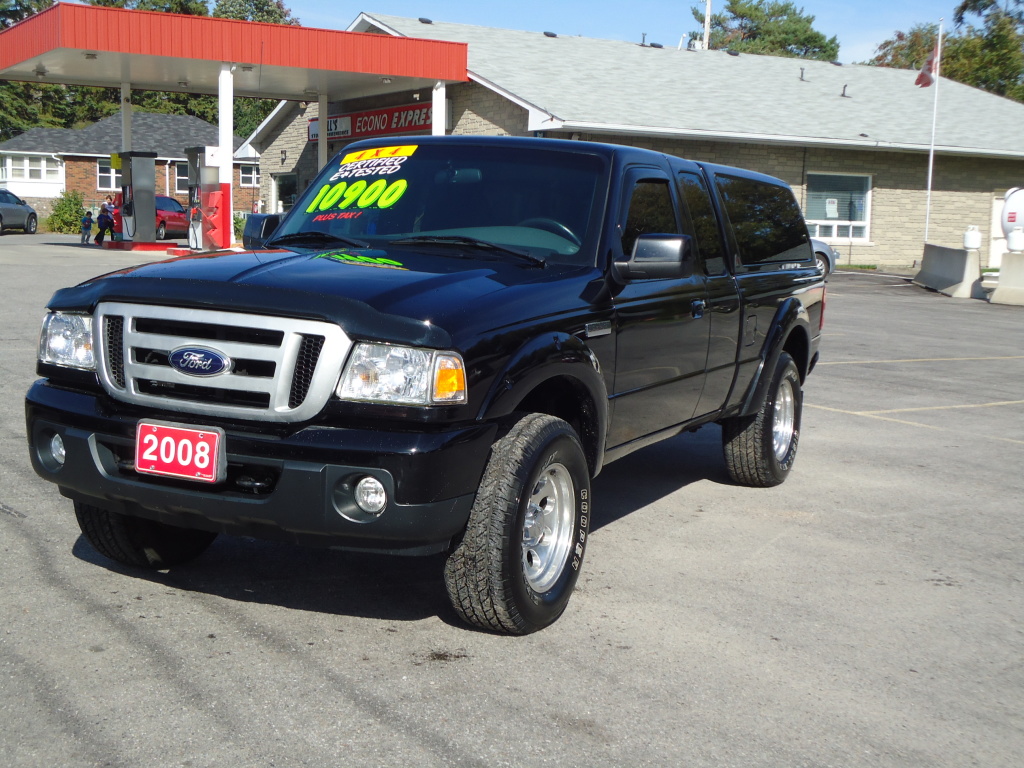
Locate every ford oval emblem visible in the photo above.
<box><xmin>169</xmin><ymin>346</ymin><xmax>232</xmax><ymax>377</ymax></box>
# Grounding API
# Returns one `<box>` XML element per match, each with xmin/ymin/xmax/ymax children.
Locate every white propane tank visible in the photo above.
<box><xmin>963</xmin><ymin>225</ymin><xmax>982</xmax><ymax>250</ymax></box>
<box><xmin>1003</xmin><ymin>188</ymin><xmax>1024</xmax><ymax>238</ymax></box>
<box><xmin>1008</xmin><ymin>227</ymin><xmax>1024</xmax><ymax>253</ymax></box>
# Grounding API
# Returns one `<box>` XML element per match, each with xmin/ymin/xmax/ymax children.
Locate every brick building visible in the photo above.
<box><xmin>0</xmin><ymin>112</ymin><xmax>259</xmax><ymax>223</ymax></box>
<box><xmin>246</xmin><ymin>13</ymin><xmax>1024</xmax><ymax>269</ymax></box>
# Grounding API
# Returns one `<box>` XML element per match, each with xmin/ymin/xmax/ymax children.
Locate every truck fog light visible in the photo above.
<box><xmin>50</xmin><ymin>433</ymin><xmax>66</xmax><ymax>466</ymax></box>
<box><xmin>354</xmin><ymin>476</ymin><xmax>387</xmax><ymax>515</ymax></box>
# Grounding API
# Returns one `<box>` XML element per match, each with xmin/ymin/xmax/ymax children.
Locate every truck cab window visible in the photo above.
<box><xmin>678</xmin><ymin>172</ymin><xmax>727</xmax><ymax>276</ymax></box>
<box><xmin>621</xmin><ymin>179</ymin><xmax>678</xmax><ymax>256</ymax></box>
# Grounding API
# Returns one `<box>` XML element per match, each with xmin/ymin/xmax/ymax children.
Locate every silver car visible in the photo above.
<box><xmin>810</xmin><ymin>237</ymin><xmax>837</xmax><ymax>276</ymax></box>
<box><xmin>0</xmin><ymin>189</ymin><xmax>38</xmax><ymax>234</ymax></box>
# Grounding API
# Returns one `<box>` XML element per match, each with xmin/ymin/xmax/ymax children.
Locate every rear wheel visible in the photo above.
<box><xmin>444</xmin><ymin>414</ymin><xmax>590</xmax><ymax>634</ymax></box>
<box><xmin>74</xmin><ymin>501</ymin><xmax>217</xmax><ymax>568</ymax></box>
<box><xmin>721</xmin><ymin>352</ymin><xmax>802</xmax><ymax>487</ymax></box>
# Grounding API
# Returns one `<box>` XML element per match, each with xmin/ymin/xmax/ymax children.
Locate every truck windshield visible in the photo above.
<box><xmin>275</xmin><ymin>142</ymin><xmax>607</xmax><ymax>266</ymax></box>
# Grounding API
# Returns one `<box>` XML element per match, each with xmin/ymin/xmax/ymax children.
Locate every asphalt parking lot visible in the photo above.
<box><xmin>2</xmin><ymin>234</ymin><xmax>1022</xmax><ymax>767</ymax></box>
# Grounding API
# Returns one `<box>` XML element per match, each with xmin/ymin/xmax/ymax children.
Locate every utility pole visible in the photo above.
<box><xmin>703</xmin><ymin>0</ymin><xmax>712</xmax><ymax>50</ymax></box>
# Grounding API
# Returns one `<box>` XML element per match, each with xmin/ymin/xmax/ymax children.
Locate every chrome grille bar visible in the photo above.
<box><xmin>95</xmin><ymin>302</ymin><xmax>351</xmax><ymax>423</ymax></box>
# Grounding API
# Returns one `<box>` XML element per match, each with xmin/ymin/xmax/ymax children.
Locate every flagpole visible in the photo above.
<box><xmin>924</xmin><ymin>20</ymin><xmax>943</xmax><ymax>243</ymax></box>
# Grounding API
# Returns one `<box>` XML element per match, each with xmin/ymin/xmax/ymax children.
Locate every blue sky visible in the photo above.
<box><xmin>289</xmin><ymin>2</ymin><xmax>963</xmax><ymax>64</ymax></box>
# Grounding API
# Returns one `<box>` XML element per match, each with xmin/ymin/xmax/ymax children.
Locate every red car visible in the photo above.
<box><xmin>112</xmin><ymin>194</ymin><xmax>189</xmax><ymax>240</ymax></box>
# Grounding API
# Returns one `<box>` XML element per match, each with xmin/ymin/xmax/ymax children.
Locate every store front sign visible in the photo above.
<box><xmin>308</xmin><ymin>104</ymin><xmax>432</xmax><ymax>143</ymax></box>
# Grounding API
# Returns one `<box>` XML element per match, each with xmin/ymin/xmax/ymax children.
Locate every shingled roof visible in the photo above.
<box><xmin>0</xmin><ymin>111</ymin><xmax>244</xmax><ymax>158</ymax></box>
<box><xmin>352</xmin><ymin>13</ymin><xmax>1024</xmax><ymax>160</ymax></box>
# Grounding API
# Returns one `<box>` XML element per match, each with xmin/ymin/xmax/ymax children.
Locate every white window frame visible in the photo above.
<box><xmin>175</xmin><ymin>162</ymin><xmax>189</xmax><ymax>194</ymax></box>
<box><xmin>240</xmin><ymin>164</ymin><xmax>260</xmax><ymax>188</ymax></box>
<box><xmin>97</xmin><ymin>159</ymin><xmax>123</xmax><ymax>191</ymax></box>
<box><xmin>805</xmin><ymin>172</ymin><xmax>872</xmax><ymax>243</ymax></box>
<box><xmin>5</xmin><ymin>154</ymin><xmax>60</xmax><ymax>181</ymax></box>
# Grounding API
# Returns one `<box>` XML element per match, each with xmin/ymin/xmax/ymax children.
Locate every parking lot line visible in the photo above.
<box><xmin>859</xmin><ymin>400</ymin><xmax>1024</xmax><ymax>415</ymax></box>
<box><xmin>818</xmin><ymin>355</ymin><xmax>1024</xmax><ymax>366</ymax></box>
<box><xmin>807</xmin><ymin>403</ymin><xmax>1024</xmax><ymax>445</ymax></box>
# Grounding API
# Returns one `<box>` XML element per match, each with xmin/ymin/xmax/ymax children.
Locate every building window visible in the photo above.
<box><xmin>240</xmin><ymin>164</ymin><xmax>260</xmax><ymax>187</ymax></box>
<box><xmin>5</xmin><ymin>154</ymin><xmax>60</xmax><ymax>181</ymax></box>
<box><xmin>805</xmin><ymin>173</ymin><xmax>871</xmax><ymax>241</ymax></box>
<box><xmin>97</xmin><ymin>160</ymin><xmax>123</xmax><ymax>191</ymax></box>
<box><xmin>175</xmin><ymin>162</ymin><xmax>189</xmax><ymax>194</ymax></box>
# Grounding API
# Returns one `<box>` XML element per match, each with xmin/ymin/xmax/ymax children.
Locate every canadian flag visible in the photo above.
<box><xmin>916</xmin><ymin>41</ymin><xmax>939</xmax><ymax>87</ymax></box>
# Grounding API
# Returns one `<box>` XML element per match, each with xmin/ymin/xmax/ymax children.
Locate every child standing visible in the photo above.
<box><xmin>80</xmin><ymin>211</ymin><xmax>94</xmax><ymax>244</ymax></box>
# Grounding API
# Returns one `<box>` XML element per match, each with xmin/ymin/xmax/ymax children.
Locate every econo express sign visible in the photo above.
<box><xmin>308</xmin><ymin>104</ymin><xmax>433</xmax><ymax>142</ymax></box>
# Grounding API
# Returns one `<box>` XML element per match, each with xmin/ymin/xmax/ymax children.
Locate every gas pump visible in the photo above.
<box><xmin>185</xmin><ymin>146</ymin><xmax>230</xmax><ymax>251</ymax></box>
<box><xmin>111</xmin><ymin>151</ymin><xmax>157</xmax><ymax>243</ymax></box>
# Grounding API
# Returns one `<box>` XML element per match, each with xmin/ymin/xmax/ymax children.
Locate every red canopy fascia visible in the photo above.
<box><xmin>0</xmin><ymin>3</ymin><xmax>468</xmax><ymax>100</ymax></box>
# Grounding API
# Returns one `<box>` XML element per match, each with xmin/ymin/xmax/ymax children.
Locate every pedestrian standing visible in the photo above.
<box><xmin>80</xmin><ymin>211</ymin><xmax>94</xmax><ymax>245</ymax></box>
<box><xmin>95</xmin><ymin>208</ymin><xmax>113</xmax><ymax>245</ymax></box>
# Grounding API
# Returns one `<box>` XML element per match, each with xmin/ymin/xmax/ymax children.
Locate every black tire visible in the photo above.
<box><xmin>721</xmin><ymin>351</ymin><xmax>802</xmax><ymax>487</ymax></box>
<box><xmin>25</xmin><ymin>214</ymin><xmax>37</xmax><ymax>234</ymax></box>
<box><xmin>156</xmin><ymin>221</ymin><xmax>167</xmax><ymax>240</ymax></box>
<box><xmin>444</xmin><ymin>414</ymin><xmax>591</xmax><ymax>635</ymax></box>
<box><xmin>814</xmin><ymin>252</ymin><xmax>829</xmax><ymax>276</ymax></box>
<box><xmin>0</xmin><ymin>215</ymin><xmax>4</xmax><ymax>235</ymax></box>
<box><xmin>74</xmin><ymin>501</ymin><xmax>217</xmax><ymax>569</ymax></box>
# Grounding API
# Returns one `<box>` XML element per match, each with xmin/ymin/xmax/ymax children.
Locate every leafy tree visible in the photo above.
<box><xmin>212</xmin><ymin>0</ymin><xmax>298</xmax><ymax>25</ymax></box>
<box><xmin>866</xmin><ymin>2</ymin><xmax>1024</xmax><ymax>103</ymax></box>
<box><xmin>689</xmin><ymin>0</ymin><xmax>840</xmax><ymax>60</ymax></box>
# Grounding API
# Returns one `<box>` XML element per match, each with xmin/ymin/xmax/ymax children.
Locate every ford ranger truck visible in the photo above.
<box><xmin>27</xmin><ymin>136</ymin><xmax>824</xmax><ymax>634</ymax></box>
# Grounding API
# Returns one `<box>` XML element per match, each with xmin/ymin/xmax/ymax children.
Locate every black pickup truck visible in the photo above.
<box><xmin>27</xmin><ymin>136</ymin><xmax>824</xmax><ymax>634</ymax></box>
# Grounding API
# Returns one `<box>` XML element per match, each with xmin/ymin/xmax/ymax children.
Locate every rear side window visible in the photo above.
<box><xmin>678</xmin><ymin>172</ymin><xmax>727</xmax><ymax>276</ymax></box>
<box><xmin>715</xmin><ymin>175</ymin><xmax>809</xmax><ymax>267</ymax></box>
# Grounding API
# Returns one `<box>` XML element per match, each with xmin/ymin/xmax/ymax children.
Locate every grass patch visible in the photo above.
<box><xmin>838</xmin><ymin>264</ymin><xmax>878</xmax><ymax>271</ymax></box>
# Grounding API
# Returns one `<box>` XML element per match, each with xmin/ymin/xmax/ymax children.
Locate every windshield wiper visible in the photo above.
<box><xmin>389</xmin><ymin>235</ymin><xmax>545</xmax><ymax>267</ymax></box>
<box><xmin>267</xmin><ymin>231</ymin><xmax>370</xmax><ymax>249</ymax></box>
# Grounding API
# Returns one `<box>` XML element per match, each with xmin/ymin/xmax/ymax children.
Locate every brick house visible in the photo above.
<box><xmin>246</xmin><ymin>13</ymin><xmax>1024</xmax><ymax>269</ymax></box>
<box><xmin>0</xmin><ymin>111</ymin><xmax>260</xmax><ymax>222</ymax></box>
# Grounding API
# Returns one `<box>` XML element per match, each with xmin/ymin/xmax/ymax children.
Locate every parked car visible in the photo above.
<box><xmin>811</xmin><ymin>238</ymin><xmax>838</xmax><ymax>276</ymax></box>
<box><xmin>111</xmin><ymin>193</ymin><xmax>189</xmax><ymax>240</ymax></box>
<box><xmin>0</xmin><ymin>189</ymin><xmax>38</xmax><ymax>234</ymax></box>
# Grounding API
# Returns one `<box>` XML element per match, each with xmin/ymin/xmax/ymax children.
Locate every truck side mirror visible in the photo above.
<box><xmin>243</xmin><ymin>214</ymin><xmax>281</xmax><ymax>249</ymax></box>
<box><xmin>612</xmin><ymin>234</ymin><xmax>694</xmax><ymax>281</ymax></box>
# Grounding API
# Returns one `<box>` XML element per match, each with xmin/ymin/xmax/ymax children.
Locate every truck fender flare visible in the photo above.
<box><xmin>477</xmin><ymin>332</ymin><xmax>609</xmax><ymax>473</ymax></box>
<box><xmin>736</xmin><ymin>298</ymin><xmax>811</xmax><ymax>417</ymax></box>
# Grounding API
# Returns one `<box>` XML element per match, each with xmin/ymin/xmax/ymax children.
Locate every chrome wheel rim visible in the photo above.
<box><xmin>772</xmin><ymin>379</ymin><xmax>796</xmax><ymax>462</ymax></box>
<box><xmin>521</xmin><ymin>462</ymin><xmax>575</xmax><ymax>593</ymax></box>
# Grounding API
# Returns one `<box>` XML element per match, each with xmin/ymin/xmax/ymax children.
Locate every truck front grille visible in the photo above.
<box><xmin>96</xmin><ymin>302</ymin><xmax>351</xmax><ymax>423</ymax></box>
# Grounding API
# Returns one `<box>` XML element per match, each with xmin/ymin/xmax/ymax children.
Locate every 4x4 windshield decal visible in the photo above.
<box><xmin>313</xmin><ymin>251</ymin><xmax>407</xmax><ymax>270</ymax></box>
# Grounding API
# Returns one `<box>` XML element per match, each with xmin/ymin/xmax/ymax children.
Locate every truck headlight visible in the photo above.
<box><xmin>337</xmin><ymin>343</ymin><xmax>467</xmax><ymax>405</ymax></box>
<box><xmin>38</xmin><ymin>312</ymin><xmax>95</xmax><ymax>370</ymax></box>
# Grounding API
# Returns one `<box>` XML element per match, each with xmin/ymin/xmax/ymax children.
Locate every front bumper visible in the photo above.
<box><xmin>26</xmin><ymin>381</ymin><xmax>495</xmax><ymax>554</ymax></box>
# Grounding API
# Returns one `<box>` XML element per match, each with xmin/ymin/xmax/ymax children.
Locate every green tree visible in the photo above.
<box><xmin>689</xmin><ymin>0</ymin><xmax>840</xmax><ymax>60</ymax></box>
<box><xmin>866</xmin><ymin>2</ymin><xmax>1024</xmax><ymax>103</ymax></box>
<box><xmin>212</xmin><ymin>0</ymin><xmax>298</xmax><ymax>24</ymax></box>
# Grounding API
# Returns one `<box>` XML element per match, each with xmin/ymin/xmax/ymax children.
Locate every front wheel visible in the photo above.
<box><xmin>25</xmin><ymin>214</ymin><xmax>37</xmax><ymax>234</ymax></box>
<box><xmin>74</xmin><ymin>501</ymin><xmax>217</xmax><ymax>568</ymax></box>
<box><xmin>721</xmin><ymin>351</ymin><xmax>803</xmax><ymax>487</ymax></box>
<box><xmin>156</xmin><ymin>221</ymin><xmax>167</xmax><ymax>240</ymax></box>
<box><xmin>444</xmin><ymin>414</ymin><xmax>591</xmax><ymax>634</ymax></box>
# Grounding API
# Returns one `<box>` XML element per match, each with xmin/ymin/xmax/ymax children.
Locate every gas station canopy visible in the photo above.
<box><xmin>0</xmin><ymin>2</ymin><xmax>468</xmax><ymax>100</ymax></box>
<box><xmin>0</xmin><ymin>3</ymin><xmax>468</xmax><ymax>250</ymax></box>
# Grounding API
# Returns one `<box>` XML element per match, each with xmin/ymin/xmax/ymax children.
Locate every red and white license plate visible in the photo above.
<box><xmin>135</xmin><ymin>420</ymin><xmax>225</xmax><ymax>484</ymax></box>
